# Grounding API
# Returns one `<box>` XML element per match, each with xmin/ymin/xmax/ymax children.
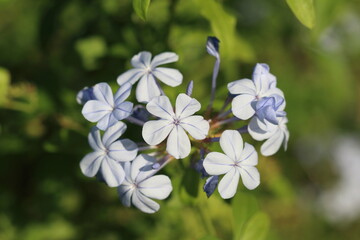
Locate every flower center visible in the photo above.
<box><xmin>173</xmin><ymin>118</ymin><xmax>181</xmax><ymax>125</ymax></box>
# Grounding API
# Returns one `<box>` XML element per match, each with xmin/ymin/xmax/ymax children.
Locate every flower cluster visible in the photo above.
<box><xmin>77</xmin><ymin>37</ymin><xmax>289</xmax><ymax>213</ymax></box>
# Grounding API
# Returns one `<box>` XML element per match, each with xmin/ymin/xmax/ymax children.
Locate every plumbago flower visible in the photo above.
<box><xmin>203</xmin><ymin>130</ymin><xmax>260</xmax><ymax>199</ymax></box>
<box><xmin>80</xmin><ymin>121</ymin><xmax>138</xmax><ymax>187</ymax></box>
<box><xmin>82</xmin><ymin>82</ymin><xmax>133</xmax><ymax>130</ymax></box>
<box><xmin>118</xmin><ymin>154</ymin><xmax>172</xmax><ymax>213</ymax></box>
<box><xmin>142</xmin><ymin>93</ymin><xmax>210</xmax><ymax>159</ymax></box>
<box><xmin>227</xmin><ymin>63</ymin><xmax>284</xmax><ymax>120</ymax></box>
<box><xmin>117</xmin><ymin>51</ymin><xmax>183</xmax><ymax>103</ymax></box>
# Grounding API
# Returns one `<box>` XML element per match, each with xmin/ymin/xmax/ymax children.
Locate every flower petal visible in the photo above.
<box><xmin>142</xmin><ymin>120</ymin><xmax>174</xmax><ymax>145</ymax></box>
<box><xmin>218</xmin><ymin>168</ymin><xmax>240</xmax><ymax>199</ymax></box>
<box><xmin>108</xmin><ymin>139</ymin><xmax>138</xmax><ymax>162</ymax></box>
<box><xmin>80</xmin><ymin>152</ymin><xmax>104</xmax><ymax>177</ymax></box>
<box><xmin>203</xmin><ymin>152</ymin><xmax>234</xmax><ymax>175</ymax></box>
<box><xmin>114</xmin><ymin>83</ymin><xmax>132</xmax><ymax>104</ymax></box>
<box><xmin>131</xmin><ymin>154</ymin><xmax>157</xmax><ymax>183</ymax></box>
<box><xmin>117</xmin><ymin>181</ymin><xmax>134</xmax><ymax>207</ymax></box>
<box><xmin>231</xmin><ymin>95</ymin><xmax>256</xmax><ymax>120</ymax></box>
<box><xmin>131</xmin><ymin>51</ymin><xmax>152</xmax><ymax>68</ymax></box>
<box><xmin>138</xmin><ymin>175</ymin><xmax>172</xmax><ymax>200</ymax></box>
<box><xmin>180</xmin><ymin>116</ymin><xmax>209</xmax><ymax>140</ymax></box>
<box><xmin>117</xmin><ymin>68</ymin><xmax>144</xmax><ymax>85</ymax></box>
<box><xmin>248</xmin><ymin>117</ymin><xmax>274</xmax><ymax>141</ymax></box>
<box><xmin>253</xmin><ymin>63</ymin><xmax>275</xmax><ymax>95</ymax></box>
<box><xmin>220</xmin><ymin>130</ymin><xmax>243</xmax><ymax>161</ymax></box>
<box><xmin>88</xmin><ymin>127</ymin><xmax>104</xmax><ymax>151</ymax></box>
<box><xmin>113</xmin><ymin>101</ymin><xmax>133</xmax><ymax>120</ymax></box>
<box><xmin>132</xmin><ymin>191</ymin><xmax>160</xmax><ymax>214</ymax></box>
<box><xmin>92</xmin><ymin>82</ymin><xmax>114</xmax><ymax>106</ymax></box>
<box><xmin>100</xmin><ymin>157</ymin><xmax>125</xmax><ymax>187</ymax></box>
<box><xmin>150</xmin><ymin>52</ymin><xmax>178</xmax><ymax>68</ymax></box>
<box><xmin>239</xmin><ymin>166</ymin><xmax>260</xmax><ymax>190</ymax></box>
<box><xmin>82</xmin><ymin>100</ymin><xmax>112</xmax><ymax>123</ymax></box>
<box><xmin>227</xmin><ymin>79</ymin><xmax>256</xmax><ymax>95</ymax></box>
<box><xmin>175</xmin><ymin>93</ymin><xmax>201</xmax><ymax>119</ymax></box>
<box><xmin>96</xmin><ymin>112</ymin><xmax>118</xmax><ymax>131</ymax></box>
<box><xmin>102</xmin><ymin>121</ymin><xmax>127</xmax><ymax>147</ymax></box>
<box><xmin>146</xmin><ymin>95</ymin><xmax>174</xmax><ymax>119</ymax></box>
<box><xmin>260</xmin><ymin>128</ymin><xmax>284</xmax><ymax>156</ymax></box>
<box><xmin>238</xmin><ymin>143</ymin><xmax>258</xmax><ymax>166</ymax></box>
<box><xmin>136</xmin><ymin>74</ymin><xmax>162</xmax><ymax>103</ymax></box>
<box><xmin>166</xmin><ymin>126</ymin><xmax>191</xmax><ymax>159</ymax></box>
<box><xmin>152</xmin><ymin>67</ymin><xmax>183</xmax><ymax>87</ymax></box>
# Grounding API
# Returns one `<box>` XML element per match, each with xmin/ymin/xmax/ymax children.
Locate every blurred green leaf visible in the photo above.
<box><xmin>241</xmin><ymin>212</ymin><xmax>270</xmax><ymax>240</ymax></box>
<box><xmin>199</xmin><ymin>236</ymin><xmax>220</xmax><ymax>240</ymax></box>
<box><xmin>181</xmin><ymin>167</ymin><xmax>200</xmax><ymax>198</ymax></box>
<box><xmin>286</xmin><ymin>0</ymin><xmax>316</xmax><ymax>29</ymax></box>
<box><xmin>232</xmin><ymin>192</ymin><xmax>259</xmax><ymax>240</ymax></box>
<box><xmin>0</xmin><ymin>67</ymin><xmax>10</xmax><ymax>105</ymax></box>
<box><xmin>75</xmin><ymin>36</ymin><xmax>107</xmax><ymax>70</ymax></box>
<box><xmin>133</xmin><ymin>0</ymin><xmax>151</xmax><ymax>21</ymax></box>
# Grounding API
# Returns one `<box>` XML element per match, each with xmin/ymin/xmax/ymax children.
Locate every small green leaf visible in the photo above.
<box><xmin>0</xmin><ymin>67</ymin><xmax>10</xmax><ymax>105</ymax></box>
<box><xmin>241</xmin><ymin>212</ymin><xmax>270</xmax><ymax>240</ymax></box>
<box><xmin>133</xmin><ymin>0</ymin><xmax>151</xmax><ymax>21</ymax></box>
<box><xmin>286</xmin><ymin>0</ymin><xmax>316</xmax><ymax>29</ymax></box>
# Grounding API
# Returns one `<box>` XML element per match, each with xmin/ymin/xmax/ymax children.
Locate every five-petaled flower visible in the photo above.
<box><xmin>228</xmin><ymin>63</ymin><xmax>284</xmax><ymax>120</ymax></box>
<box><xmin>142</xmin><ymin>93</ymin><xmax>210</xmax><ymax>159</ymax></box>
<box><xmin>82</xmin><ymin>82</ymin><xmax>134</xmax><ymax>131</ymax></box>
<box><xmin>80</xmin><ymin>121</ymin><xmax>138</xmax><ymax>187</ymax></box>
<box><xmin>118</xmin><ymin>154</ymin><xmax>173</xmax><ymax>213</ymax></box>
<box><xmin>117</xmin><ymin>51</ymin><xmax>183</xmax><ymax>103</ymax></box>
<box><xmin>203</xmin><ymin>130</ymin><xmax>260</xmax><ymax>199</ymax></box>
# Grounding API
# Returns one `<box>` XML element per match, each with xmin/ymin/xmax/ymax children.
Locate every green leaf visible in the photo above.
<box><xmin>286</xmin><ymin>0</ymin><xmax>316</xmax><ymax>29</ymax></box>
<box><xmin>241</xmin><ymin>212</ymin><xmax>270</xmax><ymax>240</ymax></box>
<box><xmin>0</xmin><ymin>67</ymin><xmax>10</xmax><ymax>105</ymax></box>
<box><xmin>75</xmin><ymin>36</ymin><xmax>107</xmax><ymax>70</ymax></box>
<box><xmin>133</xmin><ymin>0</ymin><xmax>151</xmax><ymax>21</ymax></box>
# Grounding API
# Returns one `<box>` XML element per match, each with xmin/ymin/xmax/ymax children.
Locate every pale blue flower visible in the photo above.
<box><xmin>80</xmin><ymin>122</ymin><xmax>138</xmax><ymax>187</ymax></box>
<box><xmin>204</xmin><ymin>175</ymin><xmax>219</xmax><ymax>198</ymax></box>
<box><xmin>118</xmin><ymin>154</ymin><xmax>173</xmax><ymax>213</ymax></box>
<box><xmin>203</xmin><ymin>130</ymin><xmax>260</xmax><ymax>199</ymax></box>
<box><xmin>255</xmin><ymin>94</ymin><xmax>286</xmax><ymax>125</ymax></box>
<box><xmin>142</xmin><ymin>93</ymin><xmax>210</xmax><ymax>159</ymax></box>
<box><xmin>82</xmin><ymin>82</ymin><xmax>133</xmax><ymax>131</ymax></box>
<box><xmin>228</xmin><ymin>63</ymin><xmax>284</xmax><ymax>120</ymax></box>
<box><xmin>76</xmin><ymin>86</ymin><xmax>95</xmax><ymax>105</ymax></box>
<box><xmin>117</xmin><ymin>51</ymin><xmax>183</xmax><ymax>103</ymax></box>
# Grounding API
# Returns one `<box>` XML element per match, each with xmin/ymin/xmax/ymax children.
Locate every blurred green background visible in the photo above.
<box><xmin>1</xmin><ymin>0</ymin><xmax>360</xmax><ymax>239</ymax></box>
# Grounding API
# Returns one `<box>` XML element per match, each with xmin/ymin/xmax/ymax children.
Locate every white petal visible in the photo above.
<box><xmin>218</xmin><ymin>168</ymin><xmax>240</xmax><ymax>199</ymax></box>
<box><xmin>117</xmin><ymin>68</ymin><xmax>144</xmax><ymax>85</ymax></box>
<box><xmin>248</xmin><ymin>117</ymin><xmax>274</xmax><ymax>141</ymax></box>
<box><xmin>238</xmin><ymin>143</ymin><xmax>258</xmax><ymax>166</ymax></box>
<box><xmin>142</xmin><ymin>120</ymin><xmax>174</xmax><ymax>145</ymax></box>
<box><xmin>132</xmin><ymin>191</ymin><xmax>160</xmax><ymax>213</ymax></box>
<box><xmin>117</xmin><ymin>182</ymin><xmax>134</xmax><ymax>207</ymax></box>
<box><xmin>82</xmin><ymin>100</ymin><xmax>112</xmax><ymax>123</ymax></box>
<box><xmin>239</xmin><ymin>166</ymin><xmax>260</xmax><ymax>190</ymax></box>
<box><xmin>253</xmin><ymin>63</ymin><xmax>273</xmax><ymax>95</ymax></box>
<box><xmin>102</xmin><ymin>121</ymin><xmax>127</xmax><ymax>147</ymax></box>
<box><xmin>88</xmin><ymin>127</ymin><xmax>104</xmax><ymax>151</ymax></box>
<box><xmin>231</xmin><ymin>95</ymin><xmax>256</xmax><ymax>120</ymax></box>
<box><xmin>260</xmin><ymin>128</ymin><xmax>284</xmax><ymax>156</ymax></box>
<box><xmin>100</xmin><ymin>157</ymin><xmax>125</xmax><ymax>187</ymax></box>
<box><xmin>108</xmin><ymin>139</ymin><xmax>138</xmax><ymax>162</ymax></box>
<box><xmin>96</xmin><ymin>112</ymin><xmax>118</xmax><ymax>131</ymax></box>
<box><xmin>152</xmin><ymin>67</ymin><xmax>183</xmax><ymax>87</ymax></box>
<box><xmin>113</xmin><ymin>101</ymin><xmax>133</xmax><ymax>120</ymax></box>
<box><xmin>227</xmin><ymin>79</ymin><xmax>256</xmax><ymax>95</ymax></box>
<box><xmin>146</xmin><ymin>95</ymin><xmax>174</xmax><ymax>119</ymax></box>
<box><xmin>220</xmin><ymin>130</ymin><xmax>243</xmax><ymax>161</ymax></box>
<box><xmin>203</xmin><ymin>152</ymin><xmax>234</xmax><ymax>175</ymax></box>
<box><xmin>166</xmin><ymin>126</ymin><xmax>191</xmax><ymax>159</ymax></box>
<box><xmin>262</xmin><ymin>87</ymin><xmax>284</xmax><ymax>98</ymax></box>
<box><xmin>131</xmin><ymin>51</ymin><xmax>152</xmax><ymax>68</ymax></box>
<box><xmin>136</xmin><ymin>74</ymin><xmax>161</xmax><ymax>103</ymax></box>
<box><xmin>114</xmin><ymin>83</ymin><xmax>132</xmax><ymax>104</ymax></box>
<box><xmin>80</xmin><ymin>152</ymin><xmax>104</xmax><ymax>177</ymax></box>
<box><xmin>175</xmin><ymin>93</ymin><xmax>201</xmax><ymax>119</ymax></box>
<box><xmin>150</xmin><ymin>52</ymin><xmax>178</xmax><ymax>68</ymax></box>
<box><xmin>92</xmin><ymin>82</ymin><xmax>114</xmax><ymax>106</ymax></box>
<box><xmin>138</xmin><ymin>175</ymin><xmax>172</xmax><ymax>200</ymax></box>
<box><xmin>180</xmin><ymin>116</ymin><xmax>209</xmax><ymax>140</ymax></box>
<box><xmin>131</xmin><ymin>154</ymin><xmax>157</xmax><ymax>183</ymax></box>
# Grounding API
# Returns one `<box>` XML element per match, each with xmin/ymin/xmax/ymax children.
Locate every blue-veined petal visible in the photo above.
<box><xmin>227</xmin><ymin>79</ymin><xmax>256</xmax><ymax>95</ymax></box>
<box><xmin>180</xmin><ymin>116</ymin><xmax>209</xmax><ymax>140</ymax></box>
<box><xmin>132</xmin><ymin>190</ymin><xmax>160</xmax><ymax>214</ymax></box>
<box><xmin>130</xmin><ymin>154</ymin><xmax>157</xmax><ymax>183</ymax></box>
<box><xmin>231</xmin><ymin>94</ymin><xmax>256</xmax><ymax>120</ymax></box>
<box><xmin>82</xmin><ymin>100</ymin><xmax>112</xmax><ymax>123</ymax></box>
<box><xmin>114</xmin><ymin>83</ymin><xmax>132</xmax><ymax>104</ymax></box>
<box><xmin>175</xmin><ymin>93</ymin><xmax>201</xmax><ymax>119</ymax></box>
<box><xmin>142</xmin><ymin>120</ymin><xmax>174</xmax><ymax>145</ymax></box>
<box><xmin>150</xmin><ymin>52</ymin><xmax>179</xmax><ymax>68</ymax></box>
<box><xmin>96</xmin><ymin>112</ymin><xmax>118</xmax><ymax>131</ymax></box>
<box><xmin>117</xmin><ymin>68</ymin><xmax>144</xmax><ymax>85</ymax></box>
<box><xmin>108</xmin><ymin>139</ymin><xmax>138</xmax><ymax>162</ymax></box>
<box><xmin>239</xmin><ymin>166</ymin><xmax>260</xmax><ymax>190</ymax></box>
<box><xmin>138</xmin><ymin>175</ymin><xmax>172</xmax><ymax>200</ymax></box>
<box><xmin>248</xmin><ymin>117</ymin><xmax>274</xmax><ymax>141</ymax></box>
<box><xmin>220</xmin><ymin>130</ymin><xmax>243</xmax><ymax>161</ymax></box>
<box><xmin>131</xmin><ymin>51</ymin><xmax>152</xmax><ymax>68</ymax></box>
<box><xmin>100</xmin><ymin>157</ymin><xmax>125</xmax><ymax>187</ymax></box>
<box><xmin>166</xmin><ymin>125</ymin><xmax>191</xmax><ymax>159</ymax></box>
<box><xmin>203</xmin><ymin>152</ymin><xmax>234</xmax><ymax>175</ymax></box>
<box><xmin>88</xmin><ymin>126</ymin><xmax>104</xmax><ymax>151</ymax></box>
<box><xmin>146</xmin><ymin>95</ymin><xmax>174</xmax><ymax>119</ymax></box>
<box><xmin>238</xmin><ymin>143</ymin><xmax>258</xmax><ymax>166</ymax></box>
<box><xmin>92</xmin><ymin>82</ymin><xmax>114</xmax><ymax>106</ymax></box>
<box><xmin>152</xmin><ymin>67</ymin><xmax>183</xmax><ymax>87</ymax></box>
<box><xmin>136</xmin><ymin>74</ymin><xmax>161</xmax><ymax>103</ymax></box>
<box><xmin>260</xmin><ymin>127</ymin><xmax>284</xmax><ymax>156</ymax></box>
<box><xmin>218</xmin><ymin>168</ymin><xmax>240</xmax><ymax>199</ymax></box>
<box><xmin>102</xmin><ymin>121</ymin><xmax>127</xmax><ymax>147</ymax></box>
<box><xmin>80</xmin><ymin>152</ymin><xmax>104</xmax><ymax>177</ymax></box>
<box><xmin>113</xmin><ymin>101</ymin><xmax>133</xmax><ymax>120</ymax></box>
<box><xmin>117</xmin><ymin>181</ymin><xmax>134</xmax><ymax>207</ymax></box>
